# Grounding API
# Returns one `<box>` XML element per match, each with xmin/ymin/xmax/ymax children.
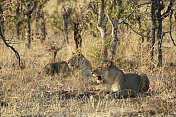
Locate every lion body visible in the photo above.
<box><xmin>125</xmin><ymin>73</ymin><xmax>141</xmax><ymax>92</ymax></box>
<box><xmin>43</xmin><ymin>61</ymin><xmax>71</xmax><ymax>78</ymax></box>
<box><xmin>92</xmin><ymin>60</ymin><xmax>150</xmax><ymax>98</ymax></box>
<box><xmin>92</xmin><ymin>60</ymin><xmax>127</xmax><ymax>96</ymax></box>
<box><xmin>125</xmin><ymin>73</ymin><xmax>150</xmax><ymax>93</ymax></box>
<box><xmin>68</xmin><ymin>52</ymin><xmax>92</xmax><ymax>77</ymax></box>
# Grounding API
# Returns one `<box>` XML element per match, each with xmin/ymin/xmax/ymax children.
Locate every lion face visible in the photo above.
<box><xmin>92</xmin><ymin>60</ymin><xmax>112</xmax><ymax>83</ymax></box>
<box><xmin>68</xmin><ymin>52</ymin><xmax>83</xmax><ymax>69</ymax></box>
<box><xmin>67</xmin><ymin>52</ymin><xmax>92</xmax><ymax>77</ymax></box>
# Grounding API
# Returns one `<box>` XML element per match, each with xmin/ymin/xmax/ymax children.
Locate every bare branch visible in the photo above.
<box><xmin>161</xmin><ymin>0</ymin><xmax>174</xmax><ymax>19</ymax></box>
<box><xmin>0</xmin><ymin>5</ymin><xmax>21</xmax><ymax>68</ymax></box>
<box><xmin>169</xmin><ymin>10</ymin><xmax>176</xmax><ymax>46</ymax></box>
<box><xmin>105</xmin><ymin>12</ymin><xmax>113</xmax><ymax>26</ymax></box>
<box><xmin>123</xmin><ymin>21</ymin><xmax>151</xmax><ymax>38</ymax></box>
<box><xmin>119</xmin><ymin>2</ymin><xmax>151</xmax><ymax>24</ymax></box>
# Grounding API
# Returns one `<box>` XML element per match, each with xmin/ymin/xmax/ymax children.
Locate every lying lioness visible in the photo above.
<box><xmin>43</xmin><ymin>61</ymin><xmax>71</xmax><ymax>78</ymax></box>
<box><xmin>92</xmin><ymin>60</ymin><xmax>150</xmax><ymax>98</ymax></box>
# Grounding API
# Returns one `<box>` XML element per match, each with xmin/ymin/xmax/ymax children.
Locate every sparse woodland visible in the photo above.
<box><xmin>0</xmin><ymin>0</ymin><xmax>176</xmax><ymax>116</ymax></box>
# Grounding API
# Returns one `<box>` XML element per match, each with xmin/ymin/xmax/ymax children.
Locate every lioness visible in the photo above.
<box><xmin>68</xmin><ymin>52</ymin><xmax>92</xmax><ymax>77</ymax></box>
<box><xmin>92</xmin><ymin>60</ymin><xmax>127</xmax><ymax>97</ymax></box>
<box><xmin>43</xmin><ymin>61</ymin><xmax>71</xmax><ymax>78</ymax></box>
<box><xmin>92</xmin><ymin>60</ymin><xmax>150</xmax><ymax>98</ymax></box>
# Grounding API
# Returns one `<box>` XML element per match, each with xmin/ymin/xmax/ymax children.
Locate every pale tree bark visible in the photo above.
<box><xmin>109</xmin><ymin>19</ymin><xmax>118</xmax><ymax>60</ymax></box>
<box><xmin>97</xmin><ymin>0</ymin><xmax>108</xmax><ymax>59</ymax></box>
<box><xmin>108</xmin><ymin>0</ymin><xmax>122</xmax><ymax>60</ymax></box>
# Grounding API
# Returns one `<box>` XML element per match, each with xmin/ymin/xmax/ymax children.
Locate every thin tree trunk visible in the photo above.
<box><xmin>41</xmin><ymin>11</ymin><xmax>46</xmax><ymax>43</ymax></box>
<box><xmin>109</xmin><ymin>19</ymin><xmax>118</xmax><ymax>60</ymax></box>
<box><xmin>63</xmin><ymin>17</ymin><xmax>68</xmax><ymax>43</ymax></box>
<box><xmin>97</xmin><ymin>0</ymin><xmax>108</xmax><ymax>59</ymax></box>
<box><xmin>156</xmin><ymin>0</ymin><xmax>163</xmax><ymax>67</ymax></box>
<box><xmin>27</xmin><ymin>14</ymin><xmax>31</xmax><ymax>48</ymax></box>
<box><xmin>109</xmin><ymin>0</ymin><xmax>122</xmax><ymax>60</ymax></box>
<box><xmin>62</xmin><ymin>7</ymin><xmax>70</xmax><ymax>44</ymax></box>
<box><xmin>174</xmin><ymin>7</ymin><xmax>176</xmax><ymax>38</ymax></box>
<box><xmin>0</xmin><ymin>5</ymin><xmax>21</xmax><ymax>68</ymax></box>
<box><xmin>16</xmin><ymin>0</ymin><xmax>20</xmax><ymax>40</ymax></box>
<box><xmin>150</xmin><ymin>0</ymin><xmax>156</xmax><ymax>61</ymax></box>
<box><xmin>23</xmin><ymin>1</ymin><xmax>37</xmax><ymax>48</ymax></box>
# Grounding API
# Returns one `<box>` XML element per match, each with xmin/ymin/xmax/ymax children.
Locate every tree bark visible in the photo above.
<box><xmin>109</xmin><ymin>0</ymin><xmax>122</xmax><ymax>60</ymax></box>
<box><xmin>0</xmin><ymin>5</ymin><xmax>21</xmax><ymax>68</ymax></box>
<box><xmin>16</xmin><ymin>0</ymin><xmax>20</xmax><ymax>40</ymax></box>
<box><xmin>26</xmin><ymin>14</ymin><xmax>31</xmax><ymax>48</ymax></box>
<box><xmin>109</xmin><ymin>19</ymin><xmax>118</xmax><ymax>60</ymax></box>
<box><xmin>156</xmin><ymin>0</ymin><xmax>163</xmax><ymax>67</ymax></box>
<box><xmin>23</xmin><ymin>1</ymin><xmax>37</xmax><ymax>48</ymax></box>
<box><xmin>62</xmin><ymin>7</ymin><xmax>71</xmax><ymax>44</ymax></box>
<box><xmin>97</xmin><ymin>0</ymin><xmax>108</xmax><ymax>59</ymax></box>
<box><xmin>41</xmin><ymin>11</ymin><xmax>46</xmax><ymax>43</ymax></box>
<box><xmin>150</xmin><ymin>0</ymin><xmax>156</xmax><ymax>61</ymax></box>
<box><xmin>63</xmin><ymin>15</ymin><xmax>68</xmax><ymax>43</ymax></box>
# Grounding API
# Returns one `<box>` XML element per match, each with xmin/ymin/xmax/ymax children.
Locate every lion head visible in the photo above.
<box><xmin>68</xmin><ymin>52</ymin><xmax>84</xmax><ymax>69</ymax></box>
<box><xmin>68</xmin><ymin>51</ymin><xmax>92</xmax><ymax>77</ymax></box>
<box><xmin>92</xmin><ymin>60</ymin><xmax>113</xmax><ymax>83</ymax></box>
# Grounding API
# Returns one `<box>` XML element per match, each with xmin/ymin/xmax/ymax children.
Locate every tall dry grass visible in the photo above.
<box><xmin>0</xmin><ymin>28</ymin><xmax>175</xmax><ymax>116</ymax></box>
<box><xmin>0</xmin><ymin>0</ymin><xmax>176</xmax><ymax>116</ymax></box>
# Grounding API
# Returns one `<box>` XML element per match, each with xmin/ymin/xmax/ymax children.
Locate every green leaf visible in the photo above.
<box><xmin>12</xmin><ymin>1</ymin><xmax>16</xmax><ymax>6</ymax></box>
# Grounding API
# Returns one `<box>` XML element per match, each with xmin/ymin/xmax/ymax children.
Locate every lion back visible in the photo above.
<box><xmin>43</xmin><ymin>61</ymin><xmax>71</xmax><ymax>77</ymax></box>
<box><xmin>125</xmin><ymin>73</ymin><xmax>141</xmax><ymax>92</ymax></box>
<box><xmin>139</xmin><ymin>74</ymin><xmax>150</xmax><ymax>93</ymax></box>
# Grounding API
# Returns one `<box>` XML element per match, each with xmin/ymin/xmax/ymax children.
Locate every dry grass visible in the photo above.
<box><xmin>0</xmin><ymin>30</ymin><xmax>175</xmax><ymax>116</ymax></box>
<box><xmin>0</xmin><ymin>0</ymin><xmax>176</xmax><ymax>116</ymax></box>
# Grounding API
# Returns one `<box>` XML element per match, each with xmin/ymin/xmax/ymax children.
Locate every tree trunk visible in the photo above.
<box><xmin>156</xmin><ymin>0</ymin><xmax>163</xmax><ymax>67</ymax></box>
<box><xmin>62</xmin><ymin>7</ymin><xmax>69</xmax><ymax>44</ymax></box>
<box><xmin>174</xmin><ymin>7</ymin><xmax>176</xmax><ymax>38</ymax></box>
<box><xmin>16</xmin><ymin>0</ymin><xmax>20</xmax><ymax>40</ymax></box>
<box><xmin>109</xmin><ymin>19</ymin><xmax>118</xmax><ymax>60</ymax></box>
<box><xmin>97</xmin><ymin>0</ymin><xmax>108</xmax><ymax>59</ymax></box>
<box><xmin>150</xmin><ymin>0</ymin><xmax>156</xmax><ymax>61</ymax></box>
<box><xmin>63</xmin><ymin>17</ymin><xmax>68</xmax><ymax>43</ymax></box>
<box><xmin>0</xmin><ymin>5</ymin><xmax>21</xmax><ymax>68</ymax></box>
<box><xmin>26</xmin><ymin>14</ymin><xmax>31</xmax><ymax>48</ymax></box>
<box><xmin>41</xmin><ymin>11</ymin><xmax>46</xmax><ymax>43</ymax></box>
<box><xmin>23</xmin><ymin>1</ymin><xmax>37</xmax><ymax>48</ymax></box>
